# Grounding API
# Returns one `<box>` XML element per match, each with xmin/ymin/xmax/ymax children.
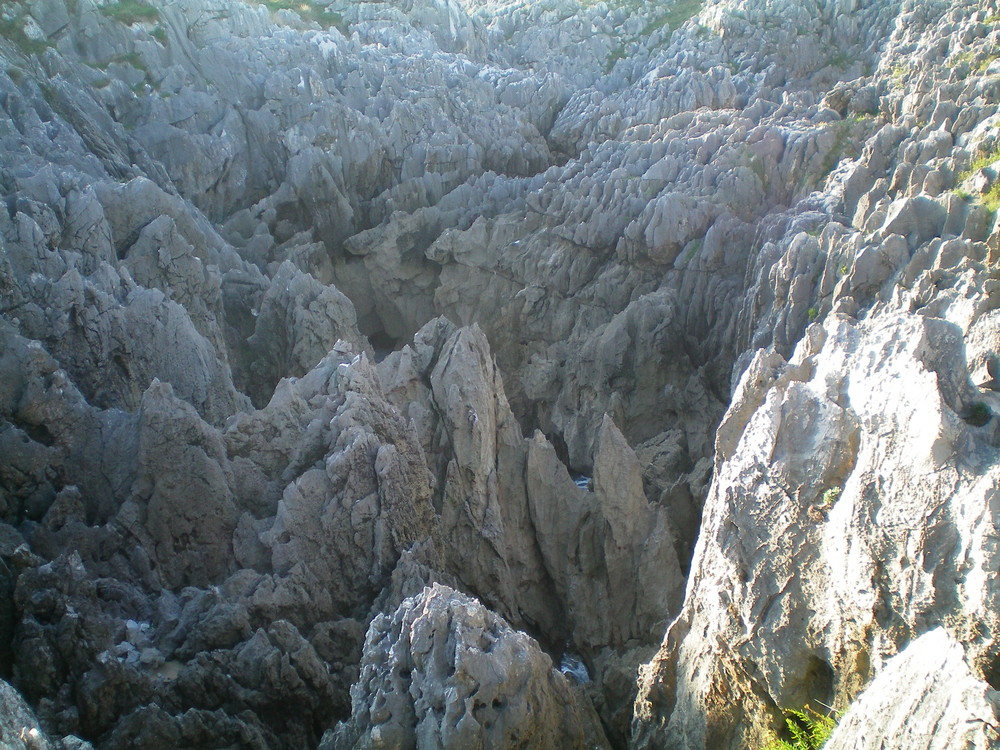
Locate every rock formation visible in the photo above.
<box><xmin>323</xmin><ymin>583</ymin><xmax>609</xmax><ymax>750</ymax></box>
<box><xmin>824</xmin><ymin>628</ymin><xmax>998</xmax><ymax>750</ymax></box>
<box><xmin>1</xmin><ymin>0</ymin><xmax>999</xmax><ymax>747</ymax></box>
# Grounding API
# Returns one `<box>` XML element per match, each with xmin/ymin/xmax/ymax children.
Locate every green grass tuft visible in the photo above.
<box><xmin>0</xmin><ymin>16</ymin><xmax>52</xmax><ymax>55</ymax></box>
<box><xmin>640</xmin><ymin>0</ymin><xmax>704</xmax><ymax>36</ymax></box>
<box><xmin>764</xmin><ymin>707</ymin><xmax>836</xmax><ymax>750</ymax></box>
<box><xmin>964</xmin><ymin>401</ymin><xmax>992</xmax><ymax>427</ymax></box>
<box><xmin>966</xmin><ymin>145</ymin><xmax>1000</xmax><ymax>175</ymax></box>
<box><xmin>956</xmin><ymin>144</ymin><xmax>1000</xmax><ymax>211</ymax></box>
<box><xmin>889</xmin><ymin>63</ymin><xmax>908</xmax><ymax>88</ymax></box>
<box><xmin>100</xmin><ymin>0</ymin><xmax>160</xmax><ymax>24</ymax></box>
<box><xmin>974</xmin><ymin>53</ymin><xmax>1000</xmax><ymax>74</ymax></box>
<box><xmin>254</xmin><ymin>1</ymin><xmax>349</xmax><ymax>34</ymax></box>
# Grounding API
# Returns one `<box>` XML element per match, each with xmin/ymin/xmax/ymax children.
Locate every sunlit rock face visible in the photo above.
<box><xmin>1</xmin><ymin>0</ymin><xmax>999</xmax><ymax>747</ymax></box>
<box><xmin>322</xmin><ymin>583</ymin><xmax>611</xmax><ymax>750</ymax></box>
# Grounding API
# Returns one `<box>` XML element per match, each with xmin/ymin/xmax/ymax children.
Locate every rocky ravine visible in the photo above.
<box><xmin>0</xmin><ymin>0</ymin><xmax>999</xmax><ymax>747</ymax></box>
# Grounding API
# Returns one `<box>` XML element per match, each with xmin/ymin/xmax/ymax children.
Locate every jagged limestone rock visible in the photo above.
<box><xmin>634</xmin><ymin>313</ymin><xmax>1000</xmax><ymax>749</ymax></box>
<box><xmin>324</xmin><ymin>584</ymin><xmax>610</xmax><ymax>750</ymax></box>
<box><xmin>825</xmin><ymin>629</ymin><xmax>1000</xmax><ymax>750</ymax></box>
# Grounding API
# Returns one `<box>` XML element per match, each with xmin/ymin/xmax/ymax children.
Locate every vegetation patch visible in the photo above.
<box><xmin>100</xmin><ymin>0</ymin><xmax>160</xmax><ymax>25</ymax></box>
<box><xmin>826</xmin><ymin>51</ymin><xmax>850</xmax><ymax>69</ymax></box>
<box><xmin>956</xmin><ymin>143</ymin><xmax>1000</xmax><ymax>212</ymax></box>
<box><xmin>603</xmin><ymin>0</ymin><xmax>704</xmax><ymax>73</ymax></box>
<box><xmin>889</xmin><ymin>63</ymin><xmax>908</xmax><ymax>89</ymax></box>
<box><xmin>981</xmin><ymin>183</ymin><xmax>1000</xmax><ymax>212</ymax></box>
<box><xmin>963</xmin><ymin>401</ymin><xmax>992</xmax><ymax>427</ymax></box>
<box><xmin>0</xmin><ymin>16</ymin><xmax>52</xmax><ymax>56</ymax></box>
<box><xmin>973</xmin><ymin>52</ymin><xmax>1000</xmax><ymax>74</ymax></box>
<box><xmin>764</xmin><ymin>707</ymin><xmax>836</xmax><ymax>750</ymax></box>
<box><xmin>255</xmin><ymin>1</ymin><xmax>349</xmax><ymax>34</ymax></box>
<box><xmin>951</xmin><ymin>49</ymin><xmax>976</xmax><ymax>67</ymax></box>
<box><xmin>640</xmin><ymin>0</ymin><xmax>704</xmax><ymax>36</ymax></box>
<box><xmin>680</xmin><ymin>237</ymin><xmax>703</xmax><ymax>263</ymax></box>
<box><xmin>815</xmin><ymin>116</ymin><xmax>869</xmax><ymax>181</ymax></box>
<box><xmin>963</xmin><ymin>144</ymin><xmax>1000</xmax><ymax>175</ymax></box>
<box><xmin>950</xmin><ymin>47</ymin><xmax>1000</xmax><ymax>76</ymax></box>
<box><xmin>818</xmin><ymin>486</ymin><xmax>841</xmax><ymax>508</ymax></box>
<box><xmin>110</xmin><ymin>51</ymin><xmax>147</xmax><ymax>70</ymax></box>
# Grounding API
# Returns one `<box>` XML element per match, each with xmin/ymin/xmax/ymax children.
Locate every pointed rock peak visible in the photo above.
<box><xmin>594</xmin><ymin>414</ymin><xmax>644</xmax><ymax>498</ymax></box>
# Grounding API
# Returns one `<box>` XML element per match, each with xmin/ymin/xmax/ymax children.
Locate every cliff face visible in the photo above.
<box><xmin>0</xmin><ymin>0</ymin><xmax>998</xmax><ymax>747</ymax></box>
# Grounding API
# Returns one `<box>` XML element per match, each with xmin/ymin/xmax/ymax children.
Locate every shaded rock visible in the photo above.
<box><xmin>172</xmin><ymin>620</ymin><xmax>337</xmax><ymax>750</ymax></box>
<box><xmin>242</xmin><ymin>349</ymin><xmax>439</xmax><ymax>624</ymax></box>
<box><xmin>526</xmin><ymin>416</ymin><xmax>683</xmax><ymax>653</ymax></box>
<box><xmin>243</xmin><ymin>260</ymin><xmax>368</xmax><ymax>406</ymax></box>
<box><xmin>119</xmin><ymin>380</ymin><xmax>239</xmax><ymax>590</ymax></box>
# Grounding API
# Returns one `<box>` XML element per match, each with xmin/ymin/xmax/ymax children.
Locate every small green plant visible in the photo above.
<box><xmin>827</xmin><ymin>52</ymin><xmax>850</xmax><ymax>68</ymax></box>
<box><xmin>640</xmin><ymin>0</ymin><xmax>704</xmax><ymax>36</ymax></box>
<box><xmin>809</xmin><ymin>116</ymin><xmax>870</xmax><ymax>186</ymax></box>
<box><xmin>818</xmin><ymin>487</ymin><xmax>841</xmax><ymax>509</ymax></box>
<box><xmin>963</xmin><ymin>401</ymin><xmax>992</xmax><ymax>427</ymax></box>
<box><xmin>838</xmin><ymin>264</ymin><xmax>848</xmax><ymax>275</ymax></box>
<box><xmin>807</xmin><ymin>307</ymin><xmax>819</xmax><ymax>321</ymax></box>
<box><xmin>890</xmin><ymin>63</ymin><xmax>908</xmax><ymax>89</ymax></box>
<box><xmin>764</xmin><ymin>707</ymin><xmax>836</xmax><ymax>750</ymax></box>
<box><xmin>681</xmin><ymin>237</ymin><xmax>703</xmax><ymax>263</ymax></box>
<box><xmin>982</xmin><ymin>183</ymin><xmax>1000</xmax><ymax>212</ymax></box>
<box><xmin>974</xmin><ymin>53</ymin><xmax>1000</xmax><ymax>74</ymax></box>
<box><xmin>605</xmin><ymin>46</ymin><xmax>626</xmax><ymax>73</ymax></box>
<box><xmin>969</xmin><ymin>145</ymin><xmax>1000</xmax><ymax>171</ymax></box>
<box><xmin>951</xmin><ymin>49</ymin><xmax>976</xmax><ymax>68</ymax></box>
<box><xmin>151</xmin><ymin>26</ymin><xmax>167</xmax><ymax>44</ymax></box>
<box><xmin>111</xmin><ymin>52</ymin><xmax>146</xmax><ymax>68</ymax></box>
<box><xmin>956</xmin><ymin>144</ymin><xmax>1000</xmax><ymax>211</ymax></box>
<box><xmin>100</xmin><ymin>0</ymin><xmax>160</xmax><ymax>24</ymax></box>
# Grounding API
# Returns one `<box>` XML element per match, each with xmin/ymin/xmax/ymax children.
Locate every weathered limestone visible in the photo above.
<box><xmin>2</xmin><ymin>0</ymin><xmax>1000</xmax><ymax>747</ymax></box>
<box><xmin>323</xmin><ymin>584</ymin><xmax>610</xmax><ymax>750</ymax></box>
<box><xmin>825</xmin><ymin>629</ymin><xmax>1000</xmax><ymax>750</ymax></box>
